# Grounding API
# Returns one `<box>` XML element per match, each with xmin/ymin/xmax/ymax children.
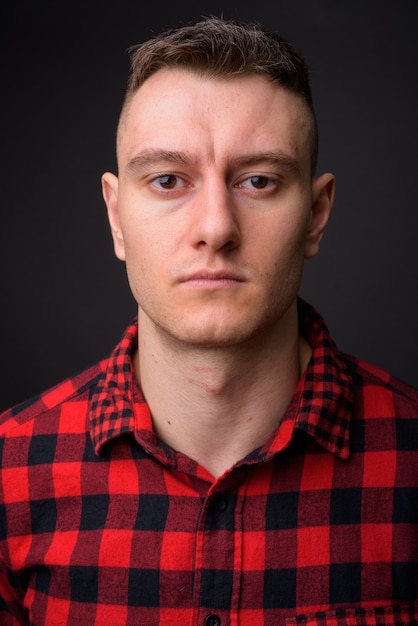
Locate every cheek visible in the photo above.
<box><xmin>122</xmin><ymin>224</ymin><xmax>172</xmax><ymax>304</ymax></box>
<box><xmin>256</xmin><ymin>214</ymin><xmax>309</xmax><ymax>269</ymax></box>
<box><xmin>122</xmin><ymin>234</ymin><xmax>152</xmax><ymax>296</ymax></box>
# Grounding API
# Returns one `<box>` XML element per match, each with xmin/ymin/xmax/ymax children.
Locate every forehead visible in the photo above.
<box><xmin>117</xmin><ymin>69</ymin><xmax>313</xmax><ymax>170</ymax></box>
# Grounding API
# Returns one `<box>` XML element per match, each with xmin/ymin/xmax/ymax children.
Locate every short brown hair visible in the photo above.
<box><xmin>120</xmin><ymin>16</ymin><xmax>318</xmax><ymax>174</ymax></box>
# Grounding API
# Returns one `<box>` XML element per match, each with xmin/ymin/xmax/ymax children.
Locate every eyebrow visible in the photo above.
<box><xmin>126</xmin><ymin>149</ymin><xmax>300</xmax><ymax>174</ymax></box>
<box><xmin>126</xmin><ymin>149</ymin><xmax>194</xmax><ymax>173</ymax></box>
<box><xmin>233</xmin><ymin>152</ymin><xmax>301</xmax><ymax>174</ymax></box>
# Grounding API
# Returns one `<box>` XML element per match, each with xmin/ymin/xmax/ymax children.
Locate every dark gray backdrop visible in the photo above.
<box><xmin>2</xmin><ymin>0</ymin><xmax>417</xmax><ymax>411</ymax></box>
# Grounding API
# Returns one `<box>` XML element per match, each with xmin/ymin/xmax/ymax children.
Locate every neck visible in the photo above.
<box><xmin>134</xmin><ymin>302</ymin><xmax>311</xmax><ymax>479</ymax></box>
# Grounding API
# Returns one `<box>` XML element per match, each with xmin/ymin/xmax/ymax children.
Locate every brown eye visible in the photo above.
<box><xmin>158</xmin><ymin>175</ymin><xmax>177</xmax><ymax>189</ymax></box>
<box><xmin>250</xmin><ymin>175</ymin><xmax>269</xmax><ymax>189</ymax></box>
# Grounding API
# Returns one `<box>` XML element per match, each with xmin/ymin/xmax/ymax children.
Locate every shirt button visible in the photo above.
<box><xmin>205</xmin><ymin>614</ymin><xmax>221</xmax><ymax>626</ymax></box>
<box><xmin>213</xmin><ymin>497</ymin><xmax>227</xmax><ymax>513</ymax></box>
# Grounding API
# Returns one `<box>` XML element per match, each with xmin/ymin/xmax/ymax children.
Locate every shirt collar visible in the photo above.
<box><xmin>90</xmin><ymin>320</ymin><xmax>141</xmax><ymax>455</ymax></box>
<box><xmin>90</xmin><ymin>299</ymin><xmax>353</xmax><ymax>459</ymax></box>
<box><xmin>268</xmin><ymin>298</ymin><xmax>353</xmax><ymax>460</ymax></box>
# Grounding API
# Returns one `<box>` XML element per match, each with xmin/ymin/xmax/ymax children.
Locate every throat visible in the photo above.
<box><xmin>134</xmin><ymin>338</ymin><xmax>308</xmax><ymax>478</ymax></box>
<box><xmin>133</xmin><ymin>304</ymin><xmax>311</xmax><ymax>477</ymax></box>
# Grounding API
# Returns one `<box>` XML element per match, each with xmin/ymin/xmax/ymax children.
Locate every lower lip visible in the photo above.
<box><xmin>182</xmin><ymin>278</ymin><xmax>243</xmax><ymax>289</ymax></box>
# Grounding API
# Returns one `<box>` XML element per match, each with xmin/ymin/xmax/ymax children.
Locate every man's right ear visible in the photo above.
<box><xmin>101</xmin><ymin>172</ymin><xmax>126</xmax><ymax>261</ymax></box>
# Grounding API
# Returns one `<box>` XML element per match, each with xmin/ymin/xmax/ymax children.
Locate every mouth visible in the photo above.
<box><xmin>179</xmin><ymin>270</ymin><xmax>245</xmax><ymax>288</ymax></box>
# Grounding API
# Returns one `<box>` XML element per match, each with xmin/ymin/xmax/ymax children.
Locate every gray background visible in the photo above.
<box><xmin>2</xmin><ymin>0</ymin><xmax>417</xmax><ymax>411</ymax></box>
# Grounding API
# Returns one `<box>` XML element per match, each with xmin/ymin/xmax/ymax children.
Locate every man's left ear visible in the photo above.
<box><xmin>305</xmin><ymin>172</ymin><xmax>335</xmax><ymax>259</ymax></box>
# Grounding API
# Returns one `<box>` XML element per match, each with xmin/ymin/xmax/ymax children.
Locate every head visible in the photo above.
<box><xmin>117</xmin><ymin>16</ymin><xmax>318</xmax><ymax>176</ymax></box>
<box><xmin>103</xmin><ymin>17</ymin><xmax>334</xmax><ymax>350</ymax></box>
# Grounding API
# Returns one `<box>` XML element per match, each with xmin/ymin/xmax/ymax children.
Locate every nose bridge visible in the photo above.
<box><xmin>189</xmin><ymin>173</ymin><xmax>240</xmax><ymax>251</ymax></box>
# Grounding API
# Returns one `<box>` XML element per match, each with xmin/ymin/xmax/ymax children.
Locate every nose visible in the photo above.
<box><xmin>188</xmin><ymin>178</ymin><xmax>241</xmax><ymax>252</ymax></box>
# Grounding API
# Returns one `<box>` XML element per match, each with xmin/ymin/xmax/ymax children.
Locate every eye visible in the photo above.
<box><xmin>154</xmin><ymin>174</ymin><xmax>178</xmax><ymax>189</ymax></box>
<box><xmin>238</xmin><ymin>175</ymin><xmax>277</xmax><ymax>190</ymax></box>
<box><xmin>149</xmin><ymin>173</ymin><xmax>191</xmax><ymax>194</ymax></box>
<box><xmin>249</xmin><ymin>175</ymin><xmax>269</xmax><ymax>189</ymax></box>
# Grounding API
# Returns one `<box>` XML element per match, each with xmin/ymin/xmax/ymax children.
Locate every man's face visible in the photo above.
<box><xmin>103</xmin><ymin>69</ymin><xmax>333</xmax><ymax>347</ymax></box>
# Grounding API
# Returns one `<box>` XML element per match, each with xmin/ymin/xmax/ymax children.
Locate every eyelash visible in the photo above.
<box><xmin>238</xmin><ymin>175</ymin><xmax>277</xmax><ymax>190</ymax></box>
<box><xmin>149</xmin><ymin>173</ymin><xmax>280</xmax><ymax>193</ymax></box>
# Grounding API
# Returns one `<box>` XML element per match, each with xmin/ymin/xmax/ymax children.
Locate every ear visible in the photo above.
<box><xmin>304</xmin><ymin>172</ymin><xmax>335</xmax><ymax>259</ymax></box>
<box><xmin>101</xmin><ymin>172</ymin><xmax>126</xmax><ymax>261</ymax></box>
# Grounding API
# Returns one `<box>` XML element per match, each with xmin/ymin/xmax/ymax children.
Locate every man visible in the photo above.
<box><xmin>0</xmin><ymin>16</ymin><xmax>417</xmax><ymax>626</ymax></box>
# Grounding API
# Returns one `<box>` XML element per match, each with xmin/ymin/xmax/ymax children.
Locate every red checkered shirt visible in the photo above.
<box><xmin>1</xmin><ymin>300</ymin><xmax>418</xmax><ymax>625</ymax></box>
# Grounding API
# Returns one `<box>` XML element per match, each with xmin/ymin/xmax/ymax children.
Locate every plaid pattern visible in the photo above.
<box><xmin>1</xmin><ymin>299</ymin><xmax>417</xmax><ymax>625</ymax></box>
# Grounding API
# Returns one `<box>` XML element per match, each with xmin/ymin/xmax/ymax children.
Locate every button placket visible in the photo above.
<box><xmin>196</xmin><ymin>491</ymin><xmax>240</xmax><ymax>622</ymax></box>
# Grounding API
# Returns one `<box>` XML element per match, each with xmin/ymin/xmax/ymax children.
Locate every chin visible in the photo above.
<box><xmin>173</xmin><ymin>328</ymin><xmax>249</xmax><ymax>348</ymax></box>
<box><xmin>142</xmin><ymin>297</ymin><xmax>296</xmax><ymax>348</ymax></box>
<box><xmin>163</xmin><ymin>315</ymin><xmax>274</xmax><ymax>349</ymax></box>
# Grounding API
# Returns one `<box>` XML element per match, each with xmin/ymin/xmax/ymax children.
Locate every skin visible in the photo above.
<box><xmin>102</xmin><ymin>68</ymin><xmax>335</xmax><ymax>478</ymax></box>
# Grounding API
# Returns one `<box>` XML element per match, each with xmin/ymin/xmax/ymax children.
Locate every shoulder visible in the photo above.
<box><xmin>0</xmin><ymin>358</ymin><xmax>108</xmax><ymax>437</ymax></box>
<box><xmin>342</xmin><ymin>352</ymin><xmax>418</xmax><ymax>417</ymax></box>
